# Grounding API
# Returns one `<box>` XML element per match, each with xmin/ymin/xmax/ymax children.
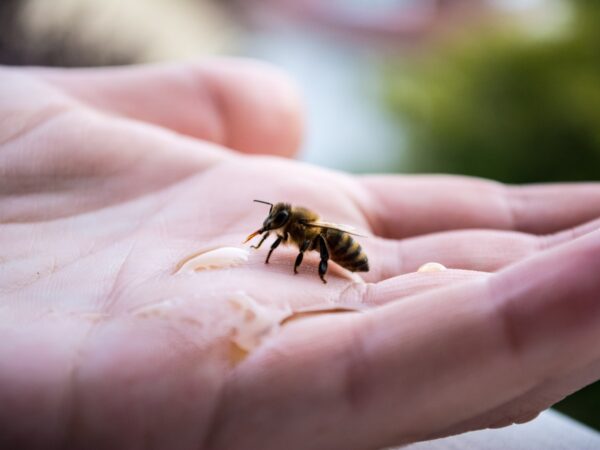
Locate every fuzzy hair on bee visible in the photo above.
<box><xmin>244</xmin><ymin>200</ymin><xmax>369</xmax><ymax>283</ymax></box>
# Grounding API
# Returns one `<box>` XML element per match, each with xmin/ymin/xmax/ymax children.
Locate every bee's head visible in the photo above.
<box><xmin>262</xmin><ymin>202</ymin><xmax>291</xmax><ymax>231</ymax></box>
<box><xmin>244</xmin><ymin>200</ymin><xmax>292</xmax><ymax>244</ymax></box>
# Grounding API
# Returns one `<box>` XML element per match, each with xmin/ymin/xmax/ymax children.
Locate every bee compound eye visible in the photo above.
<box><xmin>274</xmin><ymin>210</ymin><xmax>289</xmax><ymax>225</ymax></box>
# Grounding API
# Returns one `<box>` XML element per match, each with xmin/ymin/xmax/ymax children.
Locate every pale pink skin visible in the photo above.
<box><xmin>1</xmin><ymin>60</ymin><xmax>600</xmax><ymax>450</ymax></box>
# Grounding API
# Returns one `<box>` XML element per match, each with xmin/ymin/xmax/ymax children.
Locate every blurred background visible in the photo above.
<box><xmin>1</xmin><ymin>0</ymin><xmax>598</xmax><ymax>429</ymax></box>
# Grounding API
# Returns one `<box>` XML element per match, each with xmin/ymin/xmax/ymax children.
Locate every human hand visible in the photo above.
<box><xmin>1</xmin><ymin>61</ymin><xmax>600</xmax><ymax>450</ymax></box>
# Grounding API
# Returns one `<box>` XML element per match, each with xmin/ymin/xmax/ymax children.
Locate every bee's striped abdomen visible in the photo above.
<box><xmin>325</xmin><ymin>229</ymin><xmax>369</xmax><ymax>272</ymax></box>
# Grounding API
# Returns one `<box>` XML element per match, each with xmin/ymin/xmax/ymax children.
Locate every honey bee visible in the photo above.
<box><xmin>244</xmin><ymin>200</ymin><xmax>369</xmax><ymax>283</ymax></box>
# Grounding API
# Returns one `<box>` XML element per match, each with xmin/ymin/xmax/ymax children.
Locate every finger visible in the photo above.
<box><xmin>366</xmin><ymin>230</ymin><xmax>536</xmax><ymax>281</ymax></box>
<box><xmin>366</xmin><ymin>217</ymin><xmax>600</xmax><ymax>281</ymax></box>
<box><xmin>358</xmin><ymin>175</ymin><xmax>600</xmax><ymax>239</ymax></box>
<box><xmin>206</xmin><ymin>229</ymin><xmax>600</xmax><ymax>450</ymax></box>
<box><xmin>360</xmin><ymin>270</ymin><xmax>489</xmax><ymax>306</ymax></box>
<box><xmin>28</xmin><ymin>59</ymin><xmax>304</xmax><ymax>157</ymax></box>
<box><xmin>437</xmin><ymin>358</ymin><xmax>600</xmax><ymax>439</ymax></box>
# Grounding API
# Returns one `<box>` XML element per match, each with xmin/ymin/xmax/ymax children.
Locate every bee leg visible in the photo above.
<box><xmin>294</xmin><ymin>240</ymin><xmax>311</xmax><ymax>274</ymax></box>
<box><xmin>265</xmin><ymin>235</ymin><xmax>282</xmax><ymax>264</ymax></box>
<box><xmin>317</xmin><ymin>235</ymin><xmax>329</xmax><ymax>284</ymax></box>
<box><xmin>251</xmin><ymin>232</ymin><xmax>270</xmax><ymax>249</ymax></box>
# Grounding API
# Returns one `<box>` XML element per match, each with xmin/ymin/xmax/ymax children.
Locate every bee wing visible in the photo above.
<box><xmin>302</xmin><ymin>220</ymin><xmax>367</xmax><ymax>237</ymax></box>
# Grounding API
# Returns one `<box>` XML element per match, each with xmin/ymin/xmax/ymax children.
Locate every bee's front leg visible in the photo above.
<box><xmin>317</xmin><ymin>235</ymin><xmax>329</xmax><ymax>284</ymax></box>
<box><xmin>265</xmin><ymin>235</ymin><xmax>283</xmax><ymax>264</ymax></box>
<box><xmin>251</xmin><ymin>232</ymin><xmax>270</xmax><ymax>249</ymax></box>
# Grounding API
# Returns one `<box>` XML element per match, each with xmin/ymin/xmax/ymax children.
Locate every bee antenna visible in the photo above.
<box><xmin>253</xmin><ymin>199</ymin><xmax>273</xmax><ymax>212</ymax></box>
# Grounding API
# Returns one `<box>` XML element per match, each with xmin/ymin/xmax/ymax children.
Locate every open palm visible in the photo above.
<box><xmin>1</xmin><ymin>61</ymin><xmax>600</xmax><ymax>450</ymax></box>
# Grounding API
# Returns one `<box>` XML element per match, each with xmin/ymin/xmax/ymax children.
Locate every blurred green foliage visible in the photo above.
<box><xmin>383</xmin><ymin>0</ymin><xmax>599</xmax><ymax>430</ymax></box>
<box><xmin>554</xmin><ymin>382</ymin><xmax>600</xmax><ymax>431</ymax></box>
<box><xmin>384</xmin><ymin>0</ymin><xmax>600</xmax><ymax>183</ymax></box>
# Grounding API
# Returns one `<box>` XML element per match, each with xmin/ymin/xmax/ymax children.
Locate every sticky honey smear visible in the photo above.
<box><xmin>131</xmin><ymin>298</ymin><xmax>183</xmax><ymax>319</ymax></box>
<box><xmin>229</xmin><ymin>341</ymin><xmax>250</xmax><ymax>366</ymax></box>
<box><xmin>175</xmin><ymin>247</ymin><xmax>249</xmax><ymax>274</ymax></box>
<box><xmin>227</xmin><ymin>292</ymin><xmax>291</xmax><ymax>366</ymax></box>
<box><xmin>417</xmin><ymin>262</ymin><xmax>447</xmax><ymax>273</ymax></box>
<box><xmin>227</xmin><ymin>292</ymin><xmax>364</xmax><ymax>366</ymax></box>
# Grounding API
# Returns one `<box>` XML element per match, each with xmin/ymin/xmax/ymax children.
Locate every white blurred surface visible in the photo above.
<box><xmin>402</xmin><ymin>409</ymin><xmax>600</xmax><ymax>450</ymax></box>
<box><xmin>240</xmin><ymin>29</ymin><xmax>405</xmax><ymax>173</ymax></box>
